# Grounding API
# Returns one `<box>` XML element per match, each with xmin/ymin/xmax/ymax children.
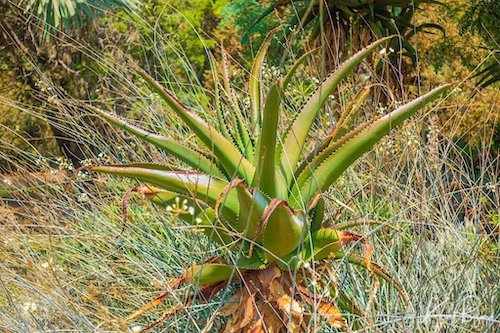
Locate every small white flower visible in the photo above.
<box><xmin>303</xmin><ymin>262</ymin><xmax>310</xmax><ymax>269</ymax></box>
<box><xmin>379</xmin><ymin>48</ymin><xmax>387</xmax><ymax>55</ymax></box>
<box><xmin>188</xmin><ymin>206</ymin><xmax>195</xmax><ymax>216</ymax></box>
<box><xmin>166</xmin><ymin>205</ymin><xmax>173</xmax><ymax>212</ymax></box>
<box><xmin>78</xmin><ymin>193</ymin><xmax>90</xmax><ymax>202</ymax></box>
<box><xmin>131</xmin><ymin>325</ymin><xmax>142</xmax><ymax>333</ymax></box>
<box><xmin>22</xmin><ymin>301</ymin><xmax>38</xmax><ymax>313</ymax></box>
<box><xmin>195</xmin><ymin>218</ymin><xmax>203</xmax><ymax>224</ymax></box>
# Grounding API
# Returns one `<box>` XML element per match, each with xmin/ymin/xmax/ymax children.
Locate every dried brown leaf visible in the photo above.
<box><xmin>239</xmin><ymin>293</ymin><xmax>255</xmax><ymax>329</ymax></box>
<box><xmin>317</xmin><ymin>303</ymin><xmax>346</xmax><ymax>329</ymax></box>
<box><xmin>276</xmin><ymin>295</ymin><xmax>303</xmax><ymax>317</ymax></box>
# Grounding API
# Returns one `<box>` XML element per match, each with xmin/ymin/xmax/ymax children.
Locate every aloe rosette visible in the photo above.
<box><xmin>83</xmin><ymin>35</ymin><xmax>450</xmax><ymax>331</ymax></box>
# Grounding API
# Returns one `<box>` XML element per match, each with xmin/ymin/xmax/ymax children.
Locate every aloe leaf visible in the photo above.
<box><xmin>235</xmin><ymin>184</ymin><xmax>268</xmax><ymax>237</ymax></box>
<box><xmin>296</xmin><ymin>86</ymin><xmax>371</xmax><ymax>177</ymax></box>
<box><xmin>279</xmin><ymin>36</ymin><xmax>395</xmax><ymax>188</ymax></box>
<box><xmin>310</xmin><ymin>196</ymin><xmax>325</xmax><ymax>233</ymax></box>
<box><xmin>263</xmin><ymin>205</ymin><xmax>305</xmax><ymax>261</ymax></box>
<box><xmin>88</xmin><ymin>106</ymin><xmax>223</xmax><ymax>178</ymax></box>
<box><xmin>249</xmin><ymin>28</ymin><xmax>278</xmax><ymax>131</ymax></box>
<box><xmin>208</xmin><ymin>53</ymin><xmax>233</xmax><ymax>142</ymax></box>
<box><xmin>136</xmin><ymin>67</ymin><xmax>255</xmax><ymax>183</ymax></box>
<box><xmin>220</xmin><ymin>48</ymin><xmax>254</xmax><ymax>159</ymax></box>
<box><xmin>262</xmin><ymin>202</ymin><xmax>305</xmax><ymax>261</ymax></box>
<box><xmin>236</xmin><ymin>250</ymin><xmax>267</xmax><ymax>269</ymax></box>
<box><xmin>126</xmin><ymin>162</ymin><xmax>182</xmax><ymax>171</ymax></box>
<box><xmin>327</xmin><ymin>86</ymin><xmax>371</xmax><ymax>143</ymax></box>
<box><xmin>85</xmin><ymin>165</ymin><xmax>239</xmax><ymax>221</ymax></box>
<box><xmin>294</xmin><ymin>115</ymin><xmax>379</xmax><ymax>191</ymax></box>
<box><xmin>136</xmin><ymin>185</ymin><xmax>187</xmax><ymax>208</ymax></box>
<box><xmin>310</xmin><ymin>228</ymin><xmax>343</xmax><ymax>261</ymax></box>
<box><xmin>282</xmin><ymin>48</ymin><xmax>319</xmax><ymax>89</ymax></box>
<box><xmin>252</xmin><ymin>84</ymin><xmax>282</xmax><ymax>198</ymax></box>
<box><xmin>185</xmin><ymin>263</ymin><xmax>241</xmax><ymax>285</ymax></box>
<box><xmin>278</xmin><ymin>227</ymin><xmax>341</xmax><ymax>269</ymax></box>
<box><xmin>294</xmin><ymin>84</ymin><xmax>450</xmax><ymax>206</ymax></box>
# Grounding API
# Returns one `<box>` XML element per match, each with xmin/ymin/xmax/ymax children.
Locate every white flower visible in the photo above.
<box><xmin>166</xmin><ymin>205</ymin><xmax>173</xmax><ymax>212</ymax></box>
<box><xmin>195</xmin><ymin>218</ymin><xmax>203</xmax><ymax>224</ymax></box>
<box><xmin>22</xmin><ymin>301</ymin><xmax>38</xmax><ymax>313</ymax></box>
<box><xmin>131</xmin><ymin>325</ymin><xmax>142</xmax><ymax>332</ymax></box>
<box><xmin>379</xmin><ymin>48</ymin><xmax>387</xmax><ymax>55</ymax></box>
<box><xmin>188</xmin><ymin>206</ymin><xmax>195</xmax><ymax>216</ymax></box>
<box><xmin>78</xmin><ymin>193</ymin><xmax>90</xmax><ymax>202</ymax></box>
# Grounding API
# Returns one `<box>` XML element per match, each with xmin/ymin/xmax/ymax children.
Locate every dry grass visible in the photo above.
<box><xmin>0</xmin><ymin>12</ymin><xmax>498</xmax><ymax>332</ymax></box>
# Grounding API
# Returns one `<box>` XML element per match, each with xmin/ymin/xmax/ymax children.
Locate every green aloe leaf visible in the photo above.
<box><xmin>326</xmin><ymin>86</ymin><xmax>372</xmax><ymax>143</ymax></box>
<box><xmin>294</xmin><ymin>83</ymin><xmax>451</xmax><ymax>206</ymax></box>
<box><xmin>282</xmin><ymin>48</ymin><xmax>319</xmax><ymax>89</ymax></box>
<box><xmin>279</xmin><ymin>36</ymin><xmax>395</xmax><ymax>189</ymax></box>
<box><xmin>88</xmin><ymin>106</ymin><xmax>223</xmax><ymax>178</ymax></box>
<box><xmin>295</xmin><ymin>86</ymin><xmax>371</xmax><ymax>177</ymax></box>
<box><xmin>249</xmin><ymin>28</ymin><xmax>278</xmax><ymax>131</ymax></box>
<box><xmin>262</xmin><ymin>202</ymin><xmax>305</xmax><ymax>261</ymax></box>
<box><xmin>252</xmin><ymin>84</ymin><xmax>282</xmax><ymax>198</ymax></box>
<box><xmin>208</xmin><ymin>53</ymin><xmax>233</xmax><ymax>142</ymax></box>
<box><xmin>235</xmin><ymin>183</ymin><xmax>268</xmax><ymax>237</ymax></box>
<box><xmin>310</xmin><ymin>228</ymin><xmax>343</xmax><ymax>260</ymax></box>
<box><xmin>220</xmin><ymin>48</ymin><xmax>254</xmax><ymax>159</ymax></box>
<box><xmin>185</xmin><ymin>263</ymin><xmax>241</xmax><ymax>285</ymax></box>
<box><xmin>235</xmin><ymin>252</ymin><xmax>267</xmax><ymax>269</ymax></box>
<box><xmin>85</xmin><ymin>165</ymin><xmax>239</xmax><ymax>221</ymax></box>
<box><xmin>278</xmin><ymin>227</ymin><xmax>341</xmax><ymax>270</ymax></box>
<box><xmin>136</xmin><ymin>67</ymin><xmax>255</xmax><ymax>183</ymax></box>
<box><xmin>310</xmin><ymin>196</ymin><xmax>325</xmax><ymax>233</ymax></box>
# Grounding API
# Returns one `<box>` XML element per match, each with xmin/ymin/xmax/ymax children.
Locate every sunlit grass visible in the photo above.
<box><xmin>0</xmin><ymin>9</ymin><xmax>498</xmax><ymax>332</ymax></box>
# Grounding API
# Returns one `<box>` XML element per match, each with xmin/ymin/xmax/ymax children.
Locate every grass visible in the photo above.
<box><xmin>0</xmin><ymin>12</ymin><xmax>498</xmax><ymax>332</ymax></box>
<box><xmin>1</xmin><ymin>116</ymin><xmax>497</xmax><ymax>331</ymax></box>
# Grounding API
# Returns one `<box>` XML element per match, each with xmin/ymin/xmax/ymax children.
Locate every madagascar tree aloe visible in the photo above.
<box><xmin>83</xmin><ymin>35</ymin><xmax>450</xmax><ymax>331</ymax></box>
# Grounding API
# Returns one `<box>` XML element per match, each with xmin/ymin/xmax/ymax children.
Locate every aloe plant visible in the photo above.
<box><xmin>83</xmin><ymin>35</ymin><xmax>449</xmax><ymax>331</ymax></box>
<box><xmin>234</xmin><ymin>0</ymin><xmax>444</xmax><ymax>65</ymax></box>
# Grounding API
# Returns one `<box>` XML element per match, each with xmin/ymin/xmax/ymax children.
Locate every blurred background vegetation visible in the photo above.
<box><xmin>0</xmin><ymin>1</ymin><xmax>498</xmax><ymax>331</ymax></box>
<box><xmin>0</xmin><ymin>0</ymin><xmax>497</xmax><ymax>172</ymax></box>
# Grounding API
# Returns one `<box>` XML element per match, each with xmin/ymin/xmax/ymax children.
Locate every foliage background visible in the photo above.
<box><xmin>0</xmin><ymin>0</ymin><xmax>498</xmax><ymax>331</ymax></box>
